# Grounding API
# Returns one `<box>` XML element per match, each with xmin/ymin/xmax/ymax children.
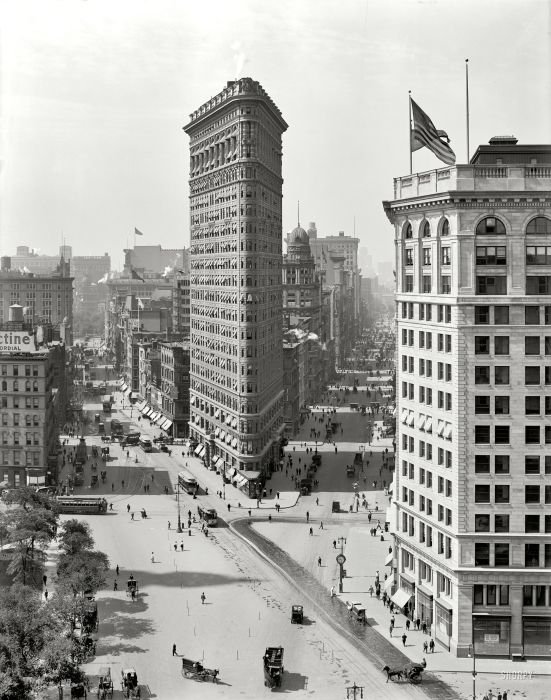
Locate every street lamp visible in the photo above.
<box><xmin>468</xmin><ymin>643</ymin><xmax>476</xmax><ymax>700</ymax></box>
<box><xmin>174</xmin><ymin>479</ymin><xmax>182</xmax><ymax>533</ymax></box>
<box><xmin>337</xmin><ymin>536</ymin><xmax>347</xmax><ymax>593</ymax></box>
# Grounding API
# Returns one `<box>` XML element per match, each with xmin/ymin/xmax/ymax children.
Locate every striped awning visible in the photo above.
<box><xmin>194</xmin><ymin>445</ymin><xmax>203</xmax><ymax>455</ymax></box>
<box><xmin>161</xmin><ymin>419</ymin><xmax>173</xmax><ymax>431</ymax></box>
<box><xmin>137</xmin><ymin>400</ymin><xmax>148</xmax><ymax>411</ymax></box>
<box><xmin>231</xmin><ymin>438</ymin><xmax>238</xmax><ymax>448</ymax></box>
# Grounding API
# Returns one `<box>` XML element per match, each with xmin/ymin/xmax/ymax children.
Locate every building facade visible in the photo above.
<box><xmin>184</xmin><ymin>78</ymin><xmax>287</xmax><ymax>480</ymax></box>
<box><xmin>0</xmin><ymin>260</ymin><xmax>74</xmax><ymax>344</ymax></box>
<box><xmin>159</xmin><ymin>341</ymin><xmax>190</xmax><ymax>438</ymax></box>
<box><xmin>384</xmin><ymin>137</ymin><xmax>551</xmax><ymax>658</ymax></box>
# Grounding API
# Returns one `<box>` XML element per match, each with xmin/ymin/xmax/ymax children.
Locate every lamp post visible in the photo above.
<box><xmin>337</xmin><ymin>536</ymin><xmax>347</xmax><ymax>593</ymax></box>
<box><xmin>174</xmin><ymin>479</ymin><xmax>182</xmax><ymax>533</ymax></box>
<box><xmin>468</xmin><ymin>643</ymin><xmax>476</xmax><ymax>700</ymax></box>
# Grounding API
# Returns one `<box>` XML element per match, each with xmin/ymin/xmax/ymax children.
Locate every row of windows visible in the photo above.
<box><xmin>473</xmin><ymin>584</ymin><xmax>509</xmax><ymax>606</ymax></box>
<box><xmin>475</xmin><ymin>365</ymin><xmax>551</xmax><ymax>385</ymax></box>
<box><xmin>474</xmin><ymin>542</ymin><xmax>551</xmax><ymax>568</ymax></box>
<box><xmin>475</xmin><ymin>305</ymin><xmax>551</xmax><ymax>325</ymax></box>
<box><xmin>403</xmin><ymin>274</ymin><xmax>451</xmax><ymax>294</ymax></box>
<box><xmin>401</xmin><ymin>330</ymin><xmax>452</xmax><ymax>351</ymax></box>
<box><xmin>0</xmin><ymin>365</ymin><xmax>40</xmax><ymax>377</ymax></box>
<box><xmin>0</xmin><ymin>397</ymin><xmax>41</xmax><ymax>410</ymax></box>
<box><xmin>475</xmin><ymin>484</ymin><xmax>551</xmax><ymax>504</ymax></box>
<box><xmin>401</xmin><ymin>513</ymin><xmax>453</xmax><ymax>557</ymax></box>
<box><xmin>476</xmin><ymin>513</ymin><xmax>551</xmax><ymax>534</ymax></box>
<box><xmin>0</xmin><ymin>380</ymin><xmax>41</xmax><ymax>392</ymax></box>
<box><xmin>474</xmin><ymin>454</ymin><xmax>551</xmax><ymax>474</ymax></box>
<box><xmin>400</xmin><ymin>302</ymin><xmax>452</xmax><ymax>323</ymax></box>
<box><xmin>404</xmin><ymin>247</ymin><xmax>452</xmax><ymax>266</ymax></box>
<box><xmin>476</xmin><ymin>395</ymin><xmax>551</xmax><ymax>416</ymax></box>
<box><xmin>0</xmin><ymin>433</ymin><xmax>41</xmax><ymax>446</ymax></box>
<box><xmin>475</xmin><ymin>335</ymin><xmax>551</xmax><ymax>355</ymax></box>
<box><xmin>401</xmin><ymin>357</ymin><xmax>453</xmax><ymax>381</ymax></box>
<box><xmin>403</xmin><ymin>216</ymin><xmax>551</xmax><ymax>241</ymax></box>
<box><xmin>474</xmin><ymin>425</ymin><xmax>551</xmax><ymax>445</ymax></box>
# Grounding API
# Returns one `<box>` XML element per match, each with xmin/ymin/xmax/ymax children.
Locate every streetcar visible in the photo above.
<box><xmin>101</xmin><ymin>395</ymin><xmax>113</xmax><ymax>413</ymax></box>
<box><xmin>178</xmin><ymin>469</ymin><xmax>198</xmax><ymax>494</ymax></box>
<box><xmin>55</xmin><ymin>497</ymin><xmax>108</xmax><ymax>514</ymax></box>
<box><xmin>197</xmin><ymin>504</ymin><xmax>218</xmax><ymax>526</ymax></box>
<box><xmin>139</xmin><ymin>438</ymin><xmax>153</xmax><ymax>452</ymax></box>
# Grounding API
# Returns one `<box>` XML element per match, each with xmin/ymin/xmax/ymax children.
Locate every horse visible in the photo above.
<box><xmin>382</xmin><ymin>665</ymin><xmax>403</xmax><ymax>682</ymax></box>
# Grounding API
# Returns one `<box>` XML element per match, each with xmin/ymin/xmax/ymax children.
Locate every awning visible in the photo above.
<box><xmin>385</xmin><ymin>552</ymin><xmax>394</xmax><ymax>566</ymax></box>
<box><xmin>225</xmin><ymin>433</ymin><xmax>232</xmax><ymax>444</ymax></box>
<box><xmin>211</xmin><ymin>455</ymin><xmax>220</xmax><ymax>466</ymax></box>
<box><xmin>407</xmin><ymin>411</ymin><xmax>415</xmax><ymax>426</ymax></box>
<box><xmin>384</xmin><ymin>577</ymin><xmax>395</xmax><ymax>593</ymax></box>
<box><xmin>220</xmin><ymin>430</ymin><xmax>226</xmax><ymax>440</ymax></box>
<box><xmin>444</xmin><ymin>423</ymin><xmax>453</xmax><ymax>439</ymax></box>
<box><xmin>391</xmin><ymin>589</ymin><xmax>413</xmax><ymax>609</ymax></box>
<box><xmin>437</xmin><ymin>420</ymin><xmax>445</xmax><ymax>437</ymax></box>
<box><xmin>198</xmin><ymin>446</ymin><xmax>206</xmax><ymax>458</ymax></box>
<box><xmin>214</xmin><ymin>409</ymin><xmax>220</xmax><ymax>418</ymax></box>
<box><xmin>121</xmin><ymin>382</ymin><xmax>128</xmax><ymax>391</ymax></box>
<box><xmin>215</xmin><ymin>428</ymin><xmax>220</xmax><ymax>437</ymax></box>
<box><xmin>162</xmin><ymin>419</ymin><xmax>173</xmax><ymax>431</ymax></box>
<box><xmin>149</xmin><ymin>412</ymin><xmax>158</xmax><ymax>421</ymax></box>
<box><xmin>137</xmin><ymin>400</ymin><xmax>147</xmax><ymax>411</ymax></box>
<box><xmin>227</xmin><ymin>467</ymin><xmax>236</xmax><ymax>478</ymax></box>
<box><xmin>401</xmin><ymin>408</ymin><xmax>408</xmax><ymax>424</ymax></box>
<box><xmin>418</xmin><ymin>414</ymin><xmax>426</xmax><ymax>431</ymax></box>
<box><xmin>234</xmin><ymin>474</ymin><xmax>248</xmax><ymax>487</ymax></box>
<box><xmin>154</xmin><ymin>414</ymin><xmax>165</xmax><ymax>425</ymax></box>
<box><xmin>143</xmin><ymin>407</ymin><xmax>152</xmax><ymax>417</ymax></box>
<box><xmin>194</xmin><ymin>445</ymin><xmax>203</xmax><ymax>456</ymax></box>
<box><xmin>425</xmin><ymin>417</ymin><xmax>433</xmax><ymax>433</ymax></box>
<box><xmin>190</xmin><ymin>396</ymin><xmax>196</xmax><ymax>405</ymax></box>
<box><xmin>118</xmin><ymin>378</ymin><xmax>125</xmax><ymax>387</ymax></box>
<box><xmin>435</xmin><ymin>598</ymin><xmax>453</xmax><ymax>612</ymax></box>
<box><xmin>225</xmin><ymin>415</ymin><xmax>232</xmax><ymax>425</ymax></box>
<box><xmin>232</xmin><ymin>417</ymin><xmax>238</xmax><ymax>428</ymax></box>
<box><xmin>231</xmin><ymin>437</ymin><xmax>238</xmax><ymax>448</ymax></box>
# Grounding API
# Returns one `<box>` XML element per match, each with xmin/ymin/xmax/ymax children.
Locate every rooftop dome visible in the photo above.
<box><xmin>289</xmin><ymin>225</ymin><xmax>309</xmax><ymax>245</ymax></box>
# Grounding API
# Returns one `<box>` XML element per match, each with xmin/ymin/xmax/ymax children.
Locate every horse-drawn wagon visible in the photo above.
<box><xmin>263</xmin><ymin>646</ymin><xmax>284</xmax><ymax>689</ymax></box>
<box><xmin>181</xmin><ymin>656</ymin><xmax>219</xmax><ymax>682</ymax></box>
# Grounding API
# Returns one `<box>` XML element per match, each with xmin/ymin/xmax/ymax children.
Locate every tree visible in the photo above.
<box><xmin>6</xmin><ymin>541</ymin><xmax>44</xmax><ymax>587</ymax></box>
<box><xmin>2</xmin><ymin>486</ymin><xmax>53</xmax><ymax>512</ymax></box>
<box><xmin>57</xmin><ymin>550</ymin><xmax>110</xmax><ymax>598</ymax></box>
<box><xmin>57</xmin><ymin>519</ymin><xmax>94</xmax><ymax>556</ymax></box>
<box><xmin>10</xmin><ymin>506</ymin><xmax>58</xmax><ymax>560</ymax></box>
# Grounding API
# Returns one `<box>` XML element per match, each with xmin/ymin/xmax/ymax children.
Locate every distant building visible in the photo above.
<box><xmin>0</xmin><ymin>305</ymin><xmax>66</xmax><ymax>487</ymax></box>
<box><xmin>0</xmin><ymin>257</ymin><xmax>74</xmax><ymax>344</ymax></box>
<box><xmin>172</xmin><ymin>270</ymin><xmax>190</xmax><ymax>337</ymax></box>
<box><xmin>126</xmin><ymin>244</ymin><xmax>188</xmax><ymax>276</ymax></box>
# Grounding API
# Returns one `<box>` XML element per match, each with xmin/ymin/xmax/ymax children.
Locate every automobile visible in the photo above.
<box><xmin>94</xmin><ymin>413</ymin><xmax>101</xmax><ymax>422</ymax></box>
<box><xmin>98</xmin><ymin>423</ymin><xmax>105</xmax><ymax>433</ymax></box>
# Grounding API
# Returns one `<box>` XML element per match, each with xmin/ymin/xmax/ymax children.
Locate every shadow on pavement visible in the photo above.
<box><xmin>280</xmin><ymin>671</ymin><xmax>309</xmax><ymax>691</ymax></box>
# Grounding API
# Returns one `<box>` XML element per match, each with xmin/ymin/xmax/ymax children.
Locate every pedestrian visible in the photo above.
<box><xmin>416</xmin><ymin>617</ymin><xmax>420</xmax><ymax>630</ymax></box>
<box><xmin>406</xmin><ymin>619</ymin><xmax>410</xmax><ymax>631</ymax></box>
<box><xmin>309</xmin><ymin>527</ymin><xmax>313</xmax><ymax>536</ymax></box>
<box><xmin>116</xmin><ymin>564</ymin><xmax>119</xmax><ymax>576</ymax></box>
<box><xmin>306</xmin><ymin>511</ymin><xmax>309</xmax><ymax>522</ymax></box>
<box><xmin>201</xmin><ymin>592</ymin><xmax>206</xmax><ymax>605</ymax></box>
<box><xmin>131</xmin><ymin>512</ymin><xmax>134</xmax><ymax>520</ymax></box>
<box><xmin>122</xmin><ymin>479</ymin><xmax>125</xmax><ymax>488</ymax></box>
<box><xmin>174</xmin><ymin>542</ymin><xmax>177</xmax><ymax>551</ymax></box>
<box><xmin>127</xmin><ymin>504</ymin><xmax>130</xmax><ymax>513</ymax></box>
<box><xmin>168</xmin><ymin>521</ymin><xmax>171</xmax><ymax>529</ymax></box>
<box><xmin>390</xmin><ymin>616</ymin><xmax>395</xmax><ymax>630</ymax></box>
<box><xmin>227</xmin><ymin>504</ymin><xmax>231</xmax><ymax>512</ymax></box>
<box><xmin>112</xmin><ymin>483</ymin><xmax>114</xmax><ymax>492</ymax></box>
<box><xmin>44</xmin><ymin>590</ymin><xmax>49</xmax><ymax>600</ymax></box>
<box><xmin>316</xmin><ymin>497</ymin><xmax>319</xmax><ymax>506</ymax></box>
<box><xmin>429</xmin><ymin>638</ymin><xmax>435</xmax><ymax>653</ymax></box>
<box><xmin>502</xmin><ymin>692</ymin><xmax>507</xmax><ymax>700</ymax></box>
<box><xmin>172</xmin><ymin>643</ymin><xmax>177</xmax><ymax>656</ymax></box>
<box><xmin>389</xmin><ymin>625</ymin><xmax>393</xmax><ymax>637</ymax></box>
<box><xmin>333</xmin><ymin>540</ymin><xmax>337</xmax><ymax>549</ymax></box>
<box><xmin>401</xmin><ymin>633</ymin><xmax>407</xmax><ymax>647</ymax></box>
<box><xmin>109</xmin><ymin>503</ymin><xmax>113</xmax><ymax>511</ymax></box>
<box><xmin>330</xmin><ymin>586</ymin><xmax>335</xmax><ymax>597</ymax></box>
<box><xmin>151</xmin><ymin>552</ymin><xmax>155</xmax><ymax>563</ymax></box>
<box><xmin>43</xmin><ymin>574</ymin><xmax>47</xmax><ymax>586</ymax></box>
<box><xmin>113</xmin><ymin>580</ymin><xmax>118</xmax><ymax>591</ymax></box>
<box><xmin>422</xmin><ymin>621</ymin><xmax>427</xmax><ymax>634</ymax></box>
<box><xmin>423</xmin><ymin>641</ymin><xmax>428</xmax><ymax>653</ymax></box>
<box><xmin>497</xmin><ymin>693</ymin><xmax>502</xmax><ymax>700</ymax></box>
<box><xmin>317</xmin><ymin>556</ymin><xmax>322</xmax><ymax>567</ymax></box>
<box><xmin>319</xmin><ymin>521</ymin><xmax>324</xmax><ymax>530</ymax></box>
<box><xmin>369</xmin><ymin>585</ymin><xmax>374</xmax><ymax>597</ymax></box>
<box><xmin>180</xmin><ymin>542</ymin><xmax>184</xmax><ymax>551</ymax></box>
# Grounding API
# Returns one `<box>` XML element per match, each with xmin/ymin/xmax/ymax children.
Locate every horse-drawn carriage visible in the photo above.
<box><xmin>70</xmin><ymin>680</ymin><xmax>88</xmax><ymax>698</ymax></box>
<box><xmin>291</xmin><ymin>605</ymin><xmax>303</xmax><ymax>624</ymax></box>
<box><xmin>97</xmin><ymin>666</ymin><xmax>114</xmax><ymax>699</ymax></box>
<box><xmin>126</xmin><ymin>577</ymin><xmax>138</xmax><ymax>600</ymax></box>
<box><xmin>263</xmin><ymin>646</ymin><xmax>284</xmax><ymax>689</ymax></box>
<box><xmin>382</xmin><ymin>661</ymin><xmax>425</xmax><ymax>684</ymax></box>
<box><xmin>347</xmin><ymin>601</ymin><xmax>367</xmax><ymax>624</ymax></box>
<box><xmin>121</xmin><ymin>668</ymin><xmax>140</xmax><ymax>698</ymax></box>
<box><xmin>181</xmin><ymin>657</ymin><xmax>219</xmax><ymax>682</ymax></box>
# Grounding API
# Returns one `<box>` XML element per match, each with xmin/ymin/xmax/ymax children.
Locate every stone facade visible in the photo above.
<box><xmin>384</xmin><ymin>137</ymin><xmax>551</xmax><ymax>657</ymax></box>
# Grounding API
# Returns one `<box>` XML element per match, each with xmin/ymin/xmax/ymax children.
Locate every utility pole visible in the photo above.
<box><xmin>175</xmin><ymin>478</ymin><xmax>182</xmax><ymax>532</ymax></box>
<box><xmin>345</xmin><ymin>681</ymin><xmax>364</xmax><ymax>699</ymax></box>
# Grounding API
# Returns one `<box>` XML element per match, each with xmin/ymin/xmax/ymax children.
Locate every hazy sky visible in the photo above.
<box><xmin>1</xmin><ymin>0</ymin><xmax>549</xmax><ymax>270</ymax></box>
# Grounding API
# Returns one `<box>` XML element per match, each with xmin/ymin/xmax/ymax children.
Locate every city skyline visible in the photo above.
<box><xmin>1</xmin><ymin>0</ymin><xmax>549</xmax><ymax>269</ymax></box>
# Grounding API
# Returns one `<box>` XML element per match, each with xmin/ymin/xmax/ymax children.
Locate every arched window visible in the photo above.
<box><xmin>441</xmin><ymin>219</ymin><xmax>450</xmax><ymax>237</ymax></box>
<box><xmin>404</xmin><ymin>222</ymin><xmax>413</xmax><ymax>239</ymax></box>
<box><xmin>526</xmin><ymin>217</ymin><xmax>551</xmax><ymax>235</ymax></box>
<box><xmin>476</xmin><ymin>217</ymin><xmax>506</xmax><ymax>235</ymax></box>
<box><xmin>422</xmin><ymin>221</ymin><xmax>431</xmax><ymax>238</ymax></box>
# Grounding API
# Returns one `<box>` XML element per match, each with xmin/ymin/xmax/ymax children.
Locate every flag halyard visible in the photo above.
<box><xmin>410</xmin><ymin>98</ymin><xmax>456</xmax><ymax>166</ymax></box>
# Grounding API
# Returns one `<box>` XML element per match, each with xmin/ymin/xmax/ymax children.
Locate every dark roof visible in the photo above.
<box><xmin>470</xmin><ymin>138</ymin><xmax>551</xmax><ymax>165</ymax></box>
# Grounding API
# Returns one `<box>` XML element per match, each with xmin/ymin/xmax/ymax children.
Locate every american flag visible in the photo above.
<box><xmin>410</xmin><ymin>98</ymin><xmax>456</xmax><ymax>166</ymax></box>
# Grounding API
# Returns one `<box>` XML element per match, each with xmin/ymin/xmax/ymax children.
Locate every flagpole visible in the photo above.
<box><xmin>408</xmin><ymin>91</ymin><xmax>413</xmax><ymax>175</ymax></box>
<box><xmin>465</xmin><ymin>59</ymin><xmax>470</xmax><ymax>163</ymax></box>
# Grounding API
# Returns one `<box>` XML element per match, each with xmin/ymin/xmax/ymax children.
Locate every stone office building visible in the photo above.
<box><xmin>384</xmin><ymin>137</ymin><xmax>551</xmax><ymax>657</ymax></box>
<box><xmin>184</xmin><ymin>78</ymin><xmax>287</xmax><ymax>482</ymax></box>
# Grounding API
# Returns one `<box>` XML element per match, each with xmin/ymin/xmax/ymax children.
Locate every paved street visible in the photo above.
<box><xmin>45</xmin><ymin>389</ymin><xmax>551</xmax><ymax>699</ymax></box>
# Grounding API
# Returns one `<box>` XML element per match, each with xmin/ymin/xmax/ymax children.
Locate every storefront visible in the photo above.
<box><xmin>234</xmin><ymin>470</ymin><xmax>261</xmax><ymax>498</ymax></box>
<box><xmin>416</xmin><ymin>587</ymin><xmax>434</xmax><ymax>628</ymax></box>
<box><xmin>472</xmin><ymin>615</ymin><xmax>510</xmax><ymax>657</ymax></box>
<box><xmin>523</xmin><ymin>617</ymin><xmax>551</xmax><ymax>657</ymax></box>
<box><xmin>435</xmin><ymin>600</ymin><xmax>453</xmax><ymax>651</ymax></box>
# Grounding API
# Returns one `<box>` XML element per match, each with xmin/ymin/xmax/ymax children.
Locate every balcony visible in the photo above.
<box><xmin>393</xmin><ymin>165</ymin><xmax>551</xmax><ymax>200</ymax></box>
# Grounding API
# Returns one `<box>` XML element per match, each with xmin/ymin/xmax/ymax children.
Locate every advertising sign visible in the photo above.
<box><xmin>0</xmin><ymin>332</ymin><xmax>38</xmax><ymax>353</ymax></box>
